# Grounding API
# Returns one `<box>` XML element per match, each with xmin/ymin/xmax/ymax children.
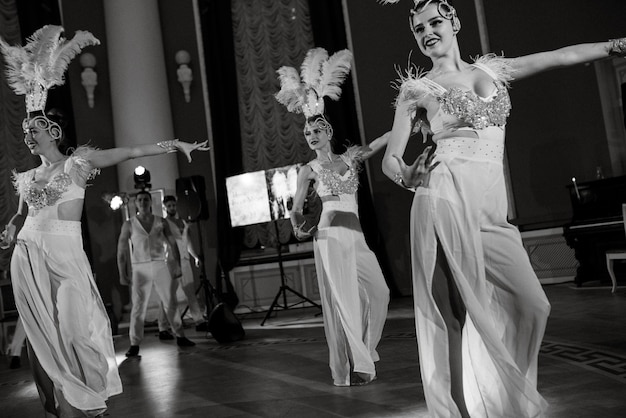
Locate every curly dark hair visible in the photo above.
<box><xmin>44</xmin><ymin>108</ymin><xmax>74</xmax><ymax>155</ymax></box>
<box><xmin>163</xmin><ymin>195</ymin><xmax>177</xmax><ymax>204</ymax></box>
<box><xmin>412</xmin><ymin>0</ymin><xmax>456</xmax><ymax>20</ymax></box>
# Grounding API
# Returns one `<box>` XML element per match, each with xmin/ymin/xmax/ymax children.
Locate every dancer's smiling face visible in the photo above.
<box><xmin>410</xmin><ymin>2</ymin><xmax>459</xmax><ymax>59</ymax></box>
<box><xmin>23</xmin><ymin>116</ymin><xmax>61</xmax><ymax>155</ymax></box>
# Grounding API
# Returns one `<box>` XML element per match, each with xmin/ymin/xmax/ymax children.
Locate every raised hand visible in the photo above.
<box><xmin>177</xmin><ymin>140</ymin><xmax>210</xmax><ymax>163</ymax></box>
<box><xmin>393</xmin><ymin>145</ymin><xmax>439</xmax><ymax>189</ymax></box>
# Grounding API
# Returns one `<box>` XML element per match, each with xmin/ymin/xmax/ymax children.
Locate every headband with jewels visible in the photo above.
<box><xmin>0</xmin><ymin>25</ymin><xmax>99</xmax><ymax>137</ymax></box>
<box><xmin>275</xmin><ymin>47</ymin><xmax>352</xmax><ymax>121</ymax></box>
<box><xmin>380</xmin><ymin>0</ymin><xmax>458</xmax><ymax>23</ymax></box>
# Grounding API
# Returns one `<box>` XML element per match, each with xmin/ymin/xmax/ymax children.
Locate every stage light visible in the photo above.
<box><xmin>110</xmin><ymin>195</ymin><xmax>125</xmax><ymax>210</ymax></box>
<box><xmin>102</xmin><ymin>192</ymin><xmax>128</xmax><ymax>211</ymax></box>
<box><xmin>134</xmin><ymin>165</ymin><xmax>151</xmax><ymax>190</ymax></box>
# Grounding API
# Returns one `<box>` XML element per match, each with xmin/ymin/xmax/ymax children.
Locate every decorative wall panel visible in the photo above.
<box><xmin>521</xmin><ymin>228</ymin><xmax>578</xmax><ymax>283</ymax></box>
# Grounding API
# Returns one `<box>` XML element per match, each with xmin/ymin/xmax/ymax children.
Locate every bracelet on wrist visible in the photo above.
<box><xmin>157</xmin><ymin>139</ymin><xmax>179</xmax><ymax>153</ymax></box>
<box><xmin>393</xmin><ymin>172</ymin><xmax>416</xmax><ymax>192</ymax></box>
<box><xmin>608</xmin><ymin>38</ymin><xmax>626</xmax><ymax>57</ymax></box>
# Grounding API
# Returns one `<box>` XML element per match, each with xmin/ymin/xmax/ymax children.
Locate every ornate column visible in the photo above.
<box><xmin>103</xmin><ymin>0</ymin><xmax>178</xmax><ymax>195</ymax></box>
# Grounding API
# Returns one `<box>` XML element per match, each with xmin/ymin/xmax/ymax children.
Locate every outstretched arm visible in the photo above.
<box><xmin>510</xmin><ymin>38</ymin><xmax>626</xmax><ymax>80</ymax></box>
<box><xmin>358</xmin><ymin>131</ymin><xmax>391</xmax><ymax>161</ymax></box>
<box><xmin>87</xmin><ymin>139</ymin><xmax>210</xmax><ymax>169</ymax></box>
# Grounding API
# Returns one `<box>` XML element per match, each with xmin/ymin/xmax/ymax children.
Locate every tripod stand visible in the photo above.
<box><xmin>260</xmin><ymin>220</ymin><xmax>321</xmax><ymax>326</ymax></box>
<box><xmin>182</xmin><ymin>277</ymin><xmax>214</xmax><ymax>330</ymax></box>
<box><xmin>186</xmin><ymin>219</ymin><xmax>244</xmax><ymax>342</ymax></box>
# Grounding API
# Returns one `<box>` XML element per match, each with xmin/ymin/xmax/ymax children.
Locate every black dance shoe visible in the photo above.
<box><xmin>351</xmin><ymin>373</ymin><xmax>377</xmax><ymax>386</ymax></box>
<box><xmin>159</xmin><ymin>330</ymin><xmax>175</xmax><ymax>340</ymax></box>
<box><xmin>195</xmin><ymin>322</ymin><xmax>209</xmax><ymax>332</ymax></box>
<box><xmin>125</xmin><ymin>345</ymin><xmax>140</xmax><ymax>357</ymax></box>
<box><xmin>176</xmin><ymin>337</ymin><xmax>196</xmax><ymax>347</ymax></box>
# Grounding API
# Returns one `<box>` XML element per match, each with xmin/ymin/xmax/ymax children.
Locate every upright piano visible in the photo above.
<box><xmin>563</xmin><ymin>175</ymin><xmax>626</xmax><ymax>286</ymax></box>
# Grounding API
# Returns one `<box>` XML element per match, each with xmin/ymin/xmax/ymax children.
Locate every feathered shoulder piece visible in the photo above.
<box><xmin>11</xmin><ymin>169</ymin><xmax>35</xmax><ymax>195</ymax></box>
<box><xmin>275</xmin><ymin>47</ymin><xmax>352</xmax><ymax>118</ymax></box>
<box><xmin>394</xmin><ymin>64</ymin><xmax>446</xmax><ymax>106</ymax></box>
<box><xmin>472</xmin><ymin>54</ymin><xmax>514</xmax><ymax>87</ymax></box>
<box><xmin>0</xmin><ymin>25</ymin><xmax>100</xmax><ymax>113</ymax></box>
<box><xmin>341</xmin><ymin>145</ymin><xmax>367</xmax><ymax>171</ymax></box>
<box><xmin>66</xmin><ymin>145</ymin><xmax>100</xmax><ymax>183</ymax></box>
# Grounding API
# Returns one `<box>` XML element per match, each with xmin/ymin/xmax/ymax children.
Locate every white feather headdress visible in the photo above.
<box><xmin>275</xmin><ymin>47</ymin><xmax>352</xmax><ymax>118</ymax></box>
<box><xmin>378</xmin><ymin>0</ymin><xmax>456</xmax><ymax>14</ymax></box>
<box><xmin>378</xmin><ymin>0</ymin><xmax>434</xmax><ymax>6</ymax></box>
<box><xmin>379</xmin><ymin>0</ymin><xmax>458</xmax><ymax>32</ymax></box>
<box><xmin>0</xmin><ymin>25</ymin><xmax>100</xmax><ymax>114</ymax></box>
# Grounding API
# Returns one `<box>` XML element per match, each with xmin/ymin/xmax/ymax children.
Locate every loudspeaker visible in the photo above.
<box><xmin>176</xmin><ymin>176</ymin><xmax>209</xmax><ymax>221</ymax></box>
<box><xmin>207</xmin><ymin>302</ymin><xmax>245</xmax><ymax>343</ymax></box>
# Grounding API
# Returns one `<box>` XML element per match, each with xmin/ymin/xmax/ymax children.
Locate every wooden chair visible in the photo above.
<box><xmin>605</xmin><ymin>203</ymin><xmax>626</xmax><ymax>293</ymax></box>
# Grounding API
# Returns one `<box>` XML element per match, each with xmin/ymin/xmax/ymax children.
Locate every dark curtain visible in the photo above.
<box><xmin>309</xmin><ymin>0</ymin><xmax>400</xmax><ymax>297</ymax></box>
<box><xmin>198</xmin><ymin>0</ymin><xmax>244</xmax><ymax>275</ymax></box>
<box><xmin>16</xmin><ymin>0</ymin><xmax>75</xmax><ymax>140</ymax></box>
<box><xmin>198</xmin><ymin>0</ymin><xmax>398</xmax><ymax>296</ymax></box>
<box><xmin>0</xmin><ymin>0</ymin><xmax>92</xmax><ymax>269</ymax></box>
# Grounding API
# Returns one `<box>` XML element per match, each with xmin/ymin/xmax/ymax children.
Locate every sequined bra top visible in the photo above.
<box><xmin>12</xmin><ymin>146</ymin><xmax>99</xmax><ymax>219</ymax></box>
<box><xmin>397</xmin><ymin>54</ymin><xmax>514</xmax><ymax>135</ymax></box>
<box><xmin>309</xmin><ymin>151</ymin><xmax>360</xmax><ymax>197</ymax></box>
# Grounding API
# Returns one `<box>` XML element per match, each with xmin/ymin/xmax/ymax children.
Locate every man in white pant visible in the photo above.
<box><xmin>157</xmin><ymin>195</ymin><xmax>208</xmax><ymax>333</ymax></box>
<box><xmin>117</xmin><ymin>190</ymin><xmax>195</xmax><ymax>357</ymax></box>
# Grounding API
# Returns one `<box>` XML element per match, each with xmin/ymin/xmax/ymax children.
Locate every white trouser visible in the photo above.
<box><xmin>158</xmin><ymin>257</ymin><xmax>204</xmax><ymax>329</ymax></box>
<box><xmin>9</xmin><ymin>317</ymin><xmax>26</xmax><ymax>357</ymax></box>
<box><xmin>129</xmin><ymin>260</ymin><xmax>184</xmax><ymax>345</ymax></box>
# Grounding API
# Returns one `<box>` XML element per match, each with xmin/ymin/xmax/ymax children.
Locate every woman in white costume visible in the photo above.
<box><xmin>276</xmin><ymin>48</ymin><xmax>390</xmax><ymax>386</ymax></box>
<box><xmin>0</xmin><ymin>26</ymin><xmax>209</xmax><ymax>417</ymax></box>
<box><xmin>380</xmin><ymin>1</ymin><xmax>626</xmax><ymax>416</ymax></box>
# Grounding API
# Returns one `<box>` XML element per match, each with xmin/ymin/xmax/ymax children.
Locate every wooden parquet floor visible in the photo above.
<box><xmin>1</xmin><ymin>282</ymin><xmax>625</xmax><ymax>417</ymax></box>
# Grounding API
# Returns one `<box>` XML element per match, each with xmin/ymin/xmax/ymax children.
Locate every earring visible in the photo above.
<box><xmin>452</xmin><ymin>17</ymin><xmax>461</xmax><ymax>33</ymax></box>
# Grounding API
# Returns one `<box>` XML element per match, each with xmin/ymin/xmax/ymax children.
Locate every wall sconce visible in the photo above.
<box><xmin>175</xmin><ymin>50</ymin><xmax>193</xmax><ymax>103</ymax></box>
<box><xmin>79</xmin><ymin>53</ymin><xmax>98</xmax><ymax>108</ymax></box>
